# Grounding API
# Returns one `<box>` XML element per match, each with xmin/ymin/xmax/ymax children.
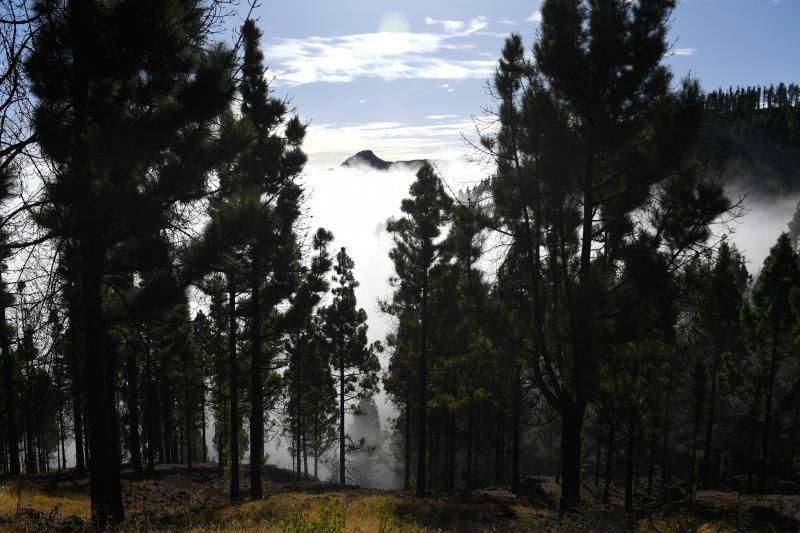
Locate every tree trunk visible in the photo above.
<box><xmin>416</xmin><ymin>271</ymin><xmax>429</xmax><ymax>497</ymax></box>
<box><xmin>1</xmin><ymin>300</ymin><xmax>19</xmax><ymax>476</ymax></box>
<box><xmin>511</xmin><ymin>369</ymin><xmax>521</xmax><ymax>495</ymax></box>
<box><xmin>690</xmin><ymin>397</ymin><xmax>702</xmax><ymax>503</ymax></box>
<box><xmin>404</xmin><ymin>393</ymin><xmax>411</xmax><ymax>491</ymax></box>
<box><xmin>432</xmin><ymin>419</ymin><xmax>439</xmax><ymax>490</ymax></box>
<box><xmin>184</xmin><ymin>367</ymin><xmax>193</xmax><ymax>470</ymax></box>
<box><xmin>647</xmin><ymin>413</ymin><xmax>656</xmax><ymax>498</ymax></box>
<box><xmin>295</xmin><ymin>402</ymin><xmax>302</xmax><ymax>480</ymax></box>
<box><xmin>339</xmin><ymin>346</ymin><xmax>346</xmax><ymax>486</ymax></box>
<box><xmin>314</xmin><ymin>414</ymin><xmax>319</xmax><ymax>480</ymax></box>
<box><xmin>201</xmin><ymin>380</ymin><xmax>207</xmax><ymax>464</ymax></box>
<box><xmin>603</xmin><ymin>414</ymin><xmax>614</xmax><ymax>503</ymax></box>
<box><xmin>790</xmin><ymin>397</ymin><xmax>799</xmax><ymax>474</ymax></box>
<box><xmin>466</xmin><ymin>395</ymin><xmax>473</xmax><ymax>491</ymax></box>
<box><xmin>759</xmin><ymin>332</ymin><xmax>780</xmax><ymax>493</ymax></box>
<box><xmin>144</xmin><ymin>333</ymin><xmax>156</xmax><ymax>473</ymax></box>
<box><xmin>303</xmin><ymin>426</ymin><xmax>309</xmax><ymax>479</ymax></box>
<box><xmin>702</xmin><ymin>352</ymin><xmax>720</xmax><ymax>489</ymax></box>
<box><xmin>70</xmin><ymin>322</ymin><xmax>85</xmax><ymax>473</ymax></box>
<box><xmin>24</xmin><ymin>360</ymin><xmax>35</xmax><ymax>474</ymax></box>
<box><xmin>1</xmin><ymin>427</ymin><xmax>6</xmax><ymax>473</ymax></box>
<box><xmin>214</xmin><ymin>299</ymin><xmax>226</xmax><ymax>468</ymax></box>
<box><xmin>748</xmin><ymin>388</ymin><xmax>759</xmax><ymax>488</ymax></box>
<box><xmin>446</xmin><ymin>369</ymin><xmax>456</xmax><ymax>492</ymax></box>
<box><xmin>69</xmin><ymin>0</ymin><xmax>123</xmax><ymax>522</ymax></box>
<box><xmin>594</xmin><ymin>419</ymin><xmax>602</xmax><ymax>487</ymax></box>
<box><xmin>560</xmin><ymin>400</ymin><xmax>585</xmax><ymax>512</ymax></box>
<box><xmin>249</xmin><ymin>263</ymin><xmax>263</xmax><ymax>499</ymax></box>
<box><xmin>127</xmin><ymin>343</ymin><xmax>141</xmax><ymax>473</ymax></box>
<box><xmin>81</xmin><ymin>242</ymin><xmax>124</xmax><ymax>523</ymax></box>
<box><xmin>161</xmin><ymin>373</ymin><xmax>173</xmax><ymax>463</ymax></box>
<box><xmin>660</xmin><ymin>367</ymin><xmax>673</xmax><ymax>489</ymax></box>
<box><xmin>295</xmin><ymin>343</ymin><xmax>303</xmax><ymax>482</ymax></box>
<box><xmin>624</xmin><ymin>416</ymin><xmax>636</xmax><ymax>513</ymax></box>
<box><xmin>227</xmin><ymin>273</ymin><xmax>239</xmax><ymax>501</ymax></box>
<box><xmin>58</xmin><ymin>406</ymin><xmax>66</xmax><ymax>471</ymax></box>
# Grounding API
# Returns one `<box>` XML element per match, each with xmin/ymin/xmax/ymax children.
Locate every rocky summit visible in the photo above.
<box><xmin>340</xmin><ymin>150</ymin><xmax>426</xmax><ymax>171</ymax></box>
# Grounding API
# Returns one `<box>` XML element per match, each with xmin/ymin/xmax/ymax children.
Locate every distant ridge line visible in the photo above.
<box><xmin>339</xmin><ymin>150</ymin><xmax>427</xmax><ymax>171</ymax></box>
<box><xmin>338</xmin><ymin>150</ymin><xmax>493</xmax><ymax>204</ymax></box>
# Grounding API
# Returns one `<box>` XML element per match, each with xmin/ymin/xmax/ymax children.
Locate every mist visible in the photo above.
<box><xmin>725</xmin><ymin>184</ymin><xmax>800</xmax><ymax>275</ymax></box>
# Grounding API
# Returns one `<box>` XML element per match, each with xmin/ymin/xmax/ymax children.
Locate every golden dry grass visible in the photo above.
<box><xmin>0</xmin><ymin>480</ymin><xmax>90</xmax><ymax>531</ymax></box>
<box><xmin>190</xmin><ymin>492</ymin><xmax>432</xmax><ymax>532</ymax></box>
<box><xmin>0</xmin><ymin>481</ymin><xmax>90</xmax><ymax>519</ymax></box>
<box><xmin>189</xmin><ymin>491</ymin><xmax>540</xmax><ymax>532</ymax></box>
<box><xmin>0</xmin><ymin>472</ymin><xmax>792</xmax><ymax>533</ymax></box>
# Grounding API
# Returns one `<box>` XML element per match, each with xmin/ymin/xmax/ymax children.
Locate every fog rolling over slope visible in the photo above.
<box><xmin>301</xmin><ymin>152</ymin><xmax>487</xmax><ymax>351</ymax></box>
<box><xmin>57</xmin><ymin>151</ymin><xmax>798</xmax><ymax>481</ymax></box>
<box><xmin>725</xmin><ymin>184</ymin><xmax>800</xmax><ymax>274</ymax></box>
<box><xmin>291</xmin><ymin>147</ymin><xmax>798</xmax><ymax>485</ymax></box>
<box><xmin>265</xmin><ymin>154</ymin><xmax>484</xmax><ymax>485</ymax></box>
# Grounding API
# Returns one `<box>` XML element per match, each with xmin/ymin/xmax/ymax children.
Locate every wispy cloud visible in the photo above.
<box><xmin>303</xmin><ymin>118</ymin><xmax>488</xmax><ymax>169</ymax></box>
<box><xmin>265</xmin><ymin>17</ymin><xmax>498</xmax><ymax>85</ymax></box>
<box><xmin>527</xmin><ymin>10</ymin><xmax>543</xmax><ymax>23</ymax></box>
<box><xmin>425</xmin><ymin>17</ymin><xmax>464</xmax><ymax>34</ymax></box>
<box><xmin>671</xmin><ymin>47</ymin><xmax>696</xmax><ymax>56</ymax></box>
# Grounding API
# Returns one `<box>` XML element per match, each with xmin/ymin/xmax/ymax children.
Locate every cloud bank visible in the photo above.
<box><xmin>265</xmin><ymin>16</ymin><xmax>501</xmax><ymax>85</ymax></box>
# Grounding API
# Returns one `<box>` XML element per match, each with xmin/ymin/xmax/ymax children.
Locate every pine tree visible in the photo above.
<box><xmin>742</xmin><ymin>233</ymin><xmax>800</xmax><ymax>492</ymax></box>
<box><xmin>284</xmin><ymin>228</ymin><xmax>334</xmax><ymax>479</ymax></box>
<box><xmin>484</xmin><ymin>1</ymin><xmax>730</xmax><ymax>510</ymax></box>
<box><xmin>185</xmin><ymin>18</ymin><xmax>307</xmax><ymax>501</ymax></box>
<box><xmin>386</xmin><ymin>163</ymin><xmax>452</xmax><ymax>495</ymax></box>
<box><xmin>323</xmin><ymin>247</ymin><xmax>380</xmax><ymax>486</ymax></box>
<box><xmin>26</xmin><ymin>0</ymin><xmax>235</xmax><ymax>522</ymax></box>
<box><xmin>694</xmin><ymin>242</ymin><xmax>748</xmax><ymax>488</ymax></box>
<box><xmin>0</xmin><ymin>167</ymin><xmax>19</xmax><ymax>476</ymax></box>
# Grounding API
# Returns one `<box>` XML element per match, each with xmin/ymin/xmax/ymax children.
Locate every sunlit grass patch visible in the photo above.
<box><xmin>0</xmin><ymin>480</ymin><xmax>90</xmax><ymax>525</ymax></box>
<box><xmin>191</xmin><ymin>491</ymin><xmax>544</xmax><ymax>532</ymax></box>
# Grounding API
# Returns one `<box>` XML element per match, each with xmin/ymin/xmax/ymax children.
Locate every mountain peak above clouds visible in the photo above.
<box><xmin>340</xmin><ymin>150</ymin><xmax>427</xmax><ymax>171</ymax></box>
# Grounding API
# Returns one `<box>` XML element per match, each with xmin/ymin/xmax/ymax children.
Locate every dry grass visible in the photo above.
<box><xmin>190</xmin><ymin>492</ymin><xmax>437</xmax><ymax>532</ymax></box>
<box><xmin>188</xmin><ymin>491</ymin><xmax>543</xmax><ymax>532</ymax></box>
<box><xmin>0</xmin><ymin>480</ymin><xmax>90</xmax><ymax>530</ymax></box>
<box><xmin>1</xmin><ymin>469</ymin><xmax>795</xmax><ymax>532</ymax></box>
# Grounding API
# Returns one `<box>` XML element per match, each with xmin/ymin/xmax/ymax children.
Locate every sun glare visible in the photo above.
<box><xmin>378</xmin><ymin>12</ymin><xmax>409</xmax><ymax>33</ymax></box>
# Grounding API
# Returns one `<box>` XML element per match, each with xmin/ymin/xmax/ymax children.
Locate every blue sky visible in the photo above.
<box><xmin>241</xmin><ymin>0</ymin><xmax>800</xmax><ymax>169</ymax></box>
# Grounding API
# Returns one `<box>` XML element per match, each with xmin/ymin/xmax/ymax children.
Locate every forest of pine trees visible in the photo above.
<box><xmin>0</xmin><ymin>0</ymin><xmax>799</xmax><ymax>529</ymax></box>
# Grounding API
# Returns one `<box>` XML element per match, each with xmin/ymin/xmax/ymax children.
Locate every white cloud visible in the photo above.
<box><xmin>527</xmin><ymin>10</ymin><xmax>543</xmax><ymax>23</ymax></box>
<box><xmin>265</xmin><ymin>17</ymin><xmax>497</xmax><ymax>85</ymax></box>
<box><xmin>302</xmin><ymin>118</ymin><xmax>491</xmax><ymax>170</ymax></box>
<box><xmin>359</xmin><ymin>99</ymin><xmax>367</xmax><ymax>104</ymax></box>
<box><xmin>672</xmin><ymin>47</ymin><xmax>696</xmax><ymax>56</ymax></box>
<box><xmin>463</xmin><ymin>16</ymin><xmax>489</xmax><ymax>35</ymax></box>
<box><xmin>423</xmin><ymin>15</ymin><xmax>489</xmax><ymax>36</ymax></box>
<box><xmin>425</xmin><ymin>16</ymin><xmax>464</xmax><ymax>33</ymax></box>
